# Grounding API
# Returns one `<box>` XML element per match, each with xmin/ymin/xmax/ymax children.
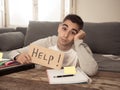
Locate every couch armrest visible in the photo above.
<box><xmin>16</xmin><ymin>27</ymin><xmax>27</xmax><ymax>35</ymax></box>
<box><xmin>0</xmin><ymin>28</ymin><xmax>16</xmax><ymax>34</ymax></box>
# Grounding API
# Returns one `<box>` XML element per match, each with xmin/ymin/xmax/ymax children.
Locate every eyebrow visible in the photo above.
<box><xmin>62</xmin><ymin>23</ymin><xmax>79</xmax><ymax>33</ymax></box>
<box><xmin>62</xmin><ymin>23</ymin><xmax>68</xmax><ymax>27</ymax></box>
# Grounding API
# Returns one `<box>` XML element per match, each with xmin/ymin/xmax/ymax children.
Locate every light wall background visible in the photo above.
<box><xmin>76</xmin><ymin>0</ymin><xmax>120</xmax><ymax>22</ymax></box>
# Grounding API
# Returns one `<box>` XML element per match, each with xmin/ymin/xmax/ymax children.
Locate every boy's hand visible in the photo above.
<box><xmin>15</xmin><ymin>53</ymin><xmax>31</xmax><ymax>64</ymax></box>
<box><xmin>74</xmin><ymin>30</ymin><xmax>86</xmax><ymax>40</ymax></box>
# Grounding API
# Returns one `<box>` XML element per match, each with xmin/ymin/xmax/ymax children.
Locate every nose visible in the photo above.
<box><xmin>64</xmin><ymin>31</ymin><xmax>69</xmax><ymax>38</ymax></box>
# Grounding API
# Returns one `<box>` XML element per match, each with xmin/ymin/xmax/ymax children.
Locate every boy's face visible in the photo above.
<box><xmin>57</xmin><ymin>20</ymin><xmax>80</xmax><ymax>48</ymax></box>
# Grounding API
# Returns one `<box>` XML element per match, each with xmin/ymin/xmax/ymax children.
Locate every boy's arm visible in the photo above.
<box><xmin>74</xmin><ymin>40</ymin><xmax>98</xmax><ymax>76</ymax></box>
<box><xmin>74</xmin><ymin>30</ymin><xmax>98</xmax><ymax>76</ymax></box>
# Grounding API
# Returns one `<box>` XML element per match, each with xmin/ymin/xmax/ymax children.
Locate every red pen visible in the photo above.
<box><xmin>5</xmin><ymin>60</ymin><xmax>16</xmax><ymax>66</ymax></box>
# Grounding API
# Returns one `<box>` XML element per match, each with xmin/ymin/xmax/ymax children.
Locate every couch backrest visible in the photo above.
<box><xmin>24</xmin><ymin>21</ymin><xmax>59</xmax><ymax>46</ymax></box>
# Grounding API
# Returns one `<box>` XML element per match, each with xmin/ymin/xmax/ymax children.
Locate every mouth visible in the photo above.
<box><xmin>61</xmin><ymin>38</ymin><xmax>67</xmax><ymax>42</ymax></box>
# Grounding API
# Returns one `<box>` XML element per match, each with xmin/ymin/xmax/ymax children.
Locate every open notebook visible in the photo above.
<box><xmin>46</xmin><ymin>67</ymin><xmax>92</xmax><ymax>84</ymax></box>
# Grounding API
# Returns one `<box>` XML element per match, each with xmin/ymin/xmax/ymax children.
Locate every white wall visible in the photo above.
<box><xmin>76</xmin><ymin>0</ymin><xmax>120</xmax><ymax>22</ymax></box>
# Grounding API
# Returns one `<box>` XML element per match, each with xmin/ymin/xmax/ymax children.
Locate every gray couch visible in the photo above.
<box><xmin>0</xmin><ymin>21</ymin><xmax>120</xmax><ymax>72</ymax></box>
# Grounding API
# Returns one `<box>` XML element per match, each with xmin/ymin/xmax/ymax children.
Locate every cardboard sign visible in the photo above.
<box><xmin>29</xmin><ymin>44</ymin><xmax>64</xmax><ymax>69</ymax></box>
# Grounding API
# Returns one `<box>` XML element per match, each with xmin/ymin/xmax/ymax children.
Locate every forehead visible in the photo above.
<box><xmin>62</xmin><ymin>20</ymin><xmax>79</xmax><ymax>31</ymax></box>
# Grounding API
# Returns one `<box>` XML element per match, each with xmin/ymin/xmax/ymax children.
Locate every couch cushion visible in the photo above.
<box><xmin>94</xmin><ymin>54</ymin><xmax>120</xmax><ymax>72</ymax></box>
<box><xmin>0</xmin><ymin>32</ymin><xmax>24</xmax><ymax>51</ymax></box>
<box><xmin>84</xmin><ymin>22</ymin><xmax>120</xmax><ymax>55</ymax></box>
<box><xmin>24</xmin><ymin>21</ymin><xmax>59</xmax><ymax>46</ymax></box>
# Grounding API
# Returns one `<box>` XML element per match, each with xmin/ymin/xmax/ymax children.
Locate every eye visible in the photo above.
<box><xmin>62</xmin><ymin>26</ymin><xmax>67</xmax><ymax>31</ymax></box>
<box><xmin>71</xmin><ymin>30</ymin><xmax>77</xmax><ymax>35</ymax></box>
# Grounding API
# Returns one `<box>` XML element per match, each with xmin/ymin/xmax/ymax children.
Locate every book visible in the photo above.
<box><xmin>46</xmin><ymin>67</ymin><xmax>92</xmax><ymax>84</ymax></box>
<box><xmin>0</xmin><ymin>59</ymin><xmax>35</xmax><ymax>76</ymax></box>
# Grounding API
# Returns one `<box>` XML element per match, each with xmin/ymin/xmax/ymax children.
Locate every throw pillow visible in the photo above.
<box><xmin>0</xmin><ymin>32</ymin><xmax>24</xmax><ymax>51</ymax></box>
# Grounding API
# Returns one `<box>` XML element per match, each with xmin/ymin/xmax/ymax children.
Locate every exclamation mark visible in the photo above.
<box><xmin>56</xmin><ymin>54</ymin><xmax>61</xmax><ymax>67</ymax></box>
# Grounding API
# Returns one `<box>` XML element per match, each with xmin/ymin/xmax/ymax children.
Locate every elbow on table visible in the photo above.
<box><xmin>86</xmin><ymin>64</ymin><xmax>98</xmax><ymax>76</ymax></box>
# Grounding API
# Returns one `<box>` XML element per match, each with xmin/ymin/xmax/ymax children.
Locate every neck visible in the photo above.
<box><xmin>57</xmin><ymin>43</ymin><xmax>72</xmax><ymax>51</ymax></box>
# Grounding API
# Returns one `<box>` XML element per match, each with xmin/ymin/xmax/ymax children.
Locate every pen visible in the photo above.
<box><xmin>5</xmin><ymin>60</ymin><xmax>16</xmax><ymax>66</ymax></box>
<box><xmin>53</xmin><ymin>74</ymin><xmax>74</xmax><ymax>78</ymax></box>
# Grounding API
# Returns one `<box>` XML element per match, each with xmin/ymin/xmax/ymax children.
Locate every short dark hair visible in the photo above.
<box><xmin>63</xmin><ymin>14</ymin><xmax>84</xmax><ymax>29</ymax></box>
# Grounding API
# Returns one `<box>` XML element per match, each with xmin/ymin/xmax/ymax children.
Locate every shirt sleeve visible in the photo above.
<box><xmin>74</xmin><ymin>39</ymin><xmax>98</xmax><ymax>76</ymax></box>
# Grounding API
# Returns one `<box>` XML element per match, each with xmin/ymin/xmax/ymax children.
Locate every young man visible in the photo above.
<box><xmin>9</xmin><ymin>14</ymin><xmax>98</xmax><ymax>76</ymax></box>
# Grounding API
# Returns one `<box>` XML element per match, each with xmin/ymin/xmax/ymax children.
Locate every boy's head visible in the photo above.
<box><xmin>57</xmin><ymin>14</ymin><xmax>84</xmax><ymax>51</ymax></box>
